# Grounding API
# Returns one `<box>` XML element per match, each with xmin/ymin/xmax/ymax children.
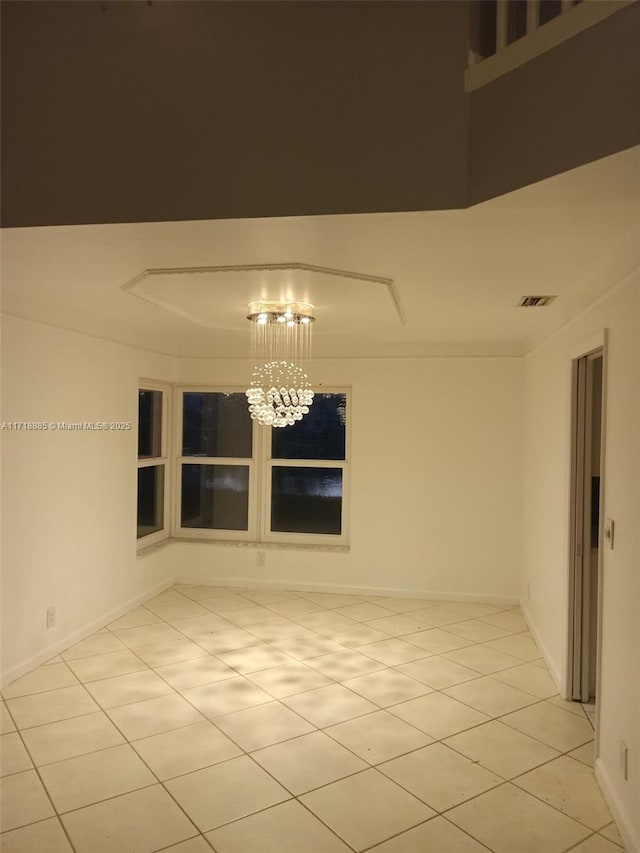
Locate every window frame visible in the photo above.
<box><xmin>172</xmin><ymin>384</ymin><xmax>350</xmax><ymax>546</ymax></box>
<box><xmin>137</xmin><ymin>380</ymin><xmax>171</xmax><ymax>550</ymax></box>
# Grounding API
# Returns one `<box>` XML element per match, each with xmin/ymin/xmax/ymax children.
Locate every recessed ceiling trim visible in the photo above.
<box><xmin>122</xmin><ymin>262</ymin><xmax>406</xmax><ymax>327</ymax></box>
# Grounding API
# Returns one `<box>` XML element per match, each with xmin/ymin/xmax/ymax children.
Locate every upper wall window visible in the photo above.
<box><xmin>137</xmin><ymin>384</ymin><xmax>170</xmax><ymax>546</ymax></box>
<box><xmin>174</xmin><ymin>388</ymin><xmax>349</xmax><ymax>546</ymax></box>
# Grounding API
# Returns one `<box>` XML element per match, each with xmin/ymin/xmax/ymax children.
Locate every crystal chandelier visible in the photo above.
<box><xmin>245</xmin><ymin>301</ymin><xmax>315</xmax><ymax>428</ymax></box>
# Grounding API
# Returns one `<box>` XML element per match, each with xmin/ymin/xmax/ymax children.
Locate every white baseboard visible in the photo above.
<box><xmin>1</xmin><ymin>577</ymin><xmax>174</xmax><ymax>689</ymax></box>
<box><xmin>178</xmin><ymin>574</ymin><xmax>520</xmax><ymax>606</ymax></box>
<box><xmin>595</xmin><ymin>757</ymin><xmax>639</xmax><ymax>853</ymax></box>
<box><xmin>520</xmin><ymin>601</ymin><xmax>562</xmax><ymax>691</ymax></box>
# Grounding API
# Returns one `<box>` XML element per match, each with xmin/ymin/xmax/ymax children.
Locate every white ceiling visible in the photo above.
<box><xmin>1</xmin><ymin>146</ymin><xmax>638</xmax><ymax>359</ymax></box>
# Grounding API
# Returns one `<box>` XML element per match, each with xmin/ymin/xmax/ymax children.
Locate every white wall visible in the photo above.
<box><xmin>0</xmin><ymin>316</ymin><xmax>177</xmax><ymax>683</ymax></box>
<box><xmin>169</xmin><ymin>356</ymin><xmax>523</xmax><ymax>601</ymax></box>
<box><xmin>522</xmin><ymin>272</ymin><xmax>640</xmax><ymax>851</ymax></box>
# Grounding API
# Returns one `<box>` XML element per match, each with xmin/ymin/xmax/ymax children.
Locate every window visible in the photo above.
<box><xmin>137</xmin><ymin>384</ymin><xmax>170</xmax><ymax>547</ymax></box>
<box><xmin>174</xmin><ymin>388</ymin><xmax>349</xmax><ymax>545</ymax></box>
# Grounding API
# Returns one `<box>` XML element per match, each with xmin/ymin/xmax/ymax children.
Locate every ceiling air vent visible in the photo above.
<box><xmin>517</xmin><ymin>295</ymin><xmax>557</xmax><ymax>307</ymax></box>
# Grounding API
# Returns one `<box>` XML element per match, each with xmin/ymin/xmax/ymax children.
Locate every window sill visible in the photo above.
<box><xmin>146</xmin><ymin>536</ymin><xmax>349</xmax><ymax>554</ymax></box>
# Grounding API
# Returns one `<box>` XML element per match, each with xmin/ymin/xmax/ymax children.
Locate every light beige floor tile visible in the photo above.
<box><xmin>447</xmin><ymin>619</ymin><xmax>511</xmax><ymax>642</ymax></box>
<box><xmin>486</xmin><ymin>635</ymin><xmax>542</xmax><ymax>661</ymax></box>
<box><xmin>331</xmin><ymin>624</ymin><xmax>390</xmax><ymax>647</ymax></box>
<box><xmin>61</xmin><ymin>632</ymin><xmax>126</xmax><ymax>660</ymax></box>
<box><xmin>502</xmin><ymin>701</ymin><xmax>594</xmax><ymax>751</ymax></box>
<box><xmin>443</xmin><ymin>644</ymin><xmax>522</xmax><ymax>674</ymax></box>
<box><xmin>283</xmin><ymin>684</ymin><xmax>377</xmax><ymax>727</ymax></box>
<box><xmin>160</xmin><ymin>838</ymin><xmax>214</xmax><ymax>853</ymax></box>
<box><xmin>403</xmin><ymin>628</ymin><xmax>472</xmax><ymax>653</ymax></box>
<box><xmin>356</xmin><ymin>638</ymin><xmax>429</xmax><ymax>666</ymax></box>
<box><xmin>0</xmin><ymin>733</ymin><xmax>33</xmax><ymax>776</ymax></box>
<box><xmin>326</xmin><ymin>710</ymin><xmax>432</xmax><ymax>764</ymax></box>
<box><xmin>107</xmin><ymin>692</ymin><xmax>204</xmax><ymax>740</ymax></box>
<box><xmin>447</xmin><ymin>602</ymin><xmax>504</xmax><ymax>618</ymax></box>
<box><xmin>335</xmin><ymin>602</ymin><xmax>395</xmax><ymax>622</ymax></box>
<box><xmin>409</xmin><ymin>606</ymin><xmax>467</xmax><ymax>627</ymax></box>
<box><xmin>265</xmin><ymin>598</ymin><xmax>326</xmax><ymax>618</ymax></box>
<box><xmin>169</xmin><ymin>614</ymin><xmax>236</xmax><ymax>640</ymax></box>
<box><xmin>368</xmin><ymin>814</ymin><xmax>490</xmax><ymax>852</ymax></box>
<box><xmin>569</xmin><ymin>836</ymin><xmax>626</xmax><ymax>853</ymax></box>
<box><xmin>241</xmin><ymin>589</ymin><xmax>300</xmax><ymax>605</ymax></box>
<box><xmin>301</xmin><ymin>768</ymin><xmax>434</xmax><ymax>852</ymax></box>
<box><xmin>205</xmin><ymin>799</ymin><xmax>351</xmax><ymax>853</ymax></box>
<box><xmin>61</xmin><ymin>784</ymin><xmax>196</xmax><ymax>853</ymax></box>
<box><xmin>222</xmin><ymin>605</ymin><xmax>277</xmax><ymax>625</ymax></box>
<box><xmin>154</xmin><ymin>656</ymin><xmax>236</xmax><ymax>690</ymax></box>
<box><xmin>343</xmin><ymin>670</ymin><xmax>432</xmax><ymax>707</ymax></box>
<box><xmin>600</xmin><ymin>822</ymin><xmax>624</xmax><ymax>846</ymax></box>
<box><xmin>369</xmin><ymin>597</ymin><xmax>434</xmax><ymax>614</ymax></box>
<box><xmin>293</xmin><ymin>612</ymin><xmax>357</xmax><ymax>633</ymax></box>
<box><xmin>491</xmin><ymin>661</ymin><xmax>558</xmax><ymax>697</ymax></box>
<box><xmin>308</xmin><ymin>650</ymin><xmax>386</xmax><ymax>681</ymax></box>
<box><xmin>252</xmin><ymin>730</ymin><xmax>367</xmax><ymax>794</ymax></box>
<box><xmin>145</xmin><ymin>590</ymin><xmax>191</xmax><ymax>609</ymax></box>
<box><xmin>133</xmin><ymin>638</ymin><xmax>209</xmax><ymax>668</ymax></box>
<box><xmin>218</xmin><ymin>643</ymin><xmax>294</xmax><ymax>673</ymax></box>
<box><xmin>1</xmin><ymin>701</ymin><xmax>17</xmax><ymax>733</ymax></box>
<box><xmin>107</xmin><ymin>608</ymin><xmax>161</xmax><ymax>630</ymax></box>
<box><xmin>178</xmin><ymin>584</ymin><xmax>232</xmax><ymax>601</ymax></box>
<box><xmin>390</xmin><ymin>692</ymin><xmax>490</xmax><ymax>739</ymax></box>
<box><xmin>247</xmin><ymin>662</ymin><xmax>331</xmax><ymax>698</ymax></box>
<box><xmin>131</xmin><ymin>720</ymin><xmax>241</xmax><ymax>779</ymax></box>
<box><xmin>43</xmin><ymin>655</ymin><xmax>64</xmax><ymax>665</ymax></box>
<box><xmin>481</xmin><ymin>611</ymin><xmax>528</xmax><ymax>632</ymax></box>
<box><xmin>273</xmin><ymin>635</ymin><xmax>347</xmax><ymax>660</ymax></box>
<box><xmin>65</xmin><ymin>649</ymin><xmax>148</xmax><ymax>682</ymax></box>
<box><xmin>380</xmin><ymin>741</ymin><xmax>502</xmax><ymax>812</ymax></box>
<box><xmin>397</xmin><ymin>656</ymin><xmax>480</xmax><ymax>689</ymax></box>
<box><xmin>147</xmin><ymin>602</ymin><xmax>211</xmax><ymax>622</ymax></box>
<box><xmin>444</xmin><ymin>676</ymin><xmax>538</xmax><ymax>716</ymax></box>
<box><xmin>2</xmin><ymin>663</ymin><xmax>78</xmax><ymax>699</ymax></box>
<box><xmin>514</xmin><ymin>755</ymin><xmax>612</xmax><ymax>830</ymax></box>
<box><xmin>0</xmin><ymin>817</ymin><xmax>73</xmax><ymax>852</ymax></box>
<box><xmin>570</xmin><ymin>741</ymin><xmax>595</xmax><ymax>766</ymax></box>
<box><xmin>447</xmin><ymin>783</ymin><xmax>590</xmax><ymax>853</ymax></box>
<box><xmin>548</xmin><ymin>695</ymin><xmax>590</xmax><ymax>717</ymax></box>
<box><xmin>6</xmin><ymin>685</ymin><xmax>99</xmax><ymax>729</ymax></box>
<box><xmin>39</xmin><ymin>743</ymin><xmax>155</xmax><ymax>812</ymax></box>
<box><xmin>112</xmin><ymin>622</ymin><xmax>185</xmax><ymax>649</ymax></box>
<box><xmin>213</xmin><ymin>701</ymin><xmax>315</xmax><ymax>750</ymax></box>
<box><xmin>0</xmin><ymin>769</ymin><xmax>55</xmax><ymax>831</ymax></box>
<box><xmin>365</xmin><ymin>615</ymin><xmax>429</xmax><ymax>636</ymax></box>
<box><xmin>165</xmin><ymin>755</ymin><xmax>290</xmax><ymax>832</ymax></box>
<box><xmin>245</xmin><ymin>618</ymin><xmax>313</xmax><ymax>642</ymax></box>
<box><xmin>201</xmin><ymin>594</ymin><xmax>255</xmax><ymax>613</ymax></box>
<box><xmin>20</xmin><ymin>711</ymin><xmax>125</xmax><ymax>766</ymax></box>
<box><xmin>299</xmin><ymin>592</ymin><xmax>360</xmax><ymax>607</ymax></box>
<box><xmin>182</xmin><ymin>676</ymin><xmax>272</xmax><ymax>717</ymax></box>
<box><xmin>444</xmin><ymin>719</ymin><xmax>559</xmax><ymax>779</ymax></box>
<box><xmin>85</xmin><ymin>669</ymin><xmax>172</xmax><ymax>709</ymax></box>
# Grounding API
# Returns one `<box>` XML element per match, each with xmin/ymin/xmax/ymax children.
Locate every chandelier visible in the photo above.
<box><xmin>245</xmin><ymin>301</ymin><xmax>315</xmax><ymax>428</ymax></box>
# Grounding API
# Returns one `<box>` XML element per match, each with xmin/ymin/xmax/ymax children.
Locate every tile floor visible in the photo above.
<box><xmin>0</xmin><ymin>585</ymin><xmax>627</xmax><ymax>853</ymax></box>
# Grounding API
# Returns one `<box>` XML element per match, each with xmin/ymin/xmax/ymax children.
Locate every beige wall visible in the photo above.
<box><xmin>0</xmin><ymin>316</ymin><xmax>177</xmax><ymax>682</ymax></box>
<box><xmin>522</xmin><ymin>272</ymin><xmax>640</xmax><ymax>851</ymax></box>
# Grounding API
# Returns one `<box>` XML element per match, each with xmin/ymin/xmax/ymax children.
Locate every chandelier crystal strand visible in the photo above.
<box><xmin>245</xmin><ymin>301</ymin><xmax>315</xmax><ymax>427</ymax></box>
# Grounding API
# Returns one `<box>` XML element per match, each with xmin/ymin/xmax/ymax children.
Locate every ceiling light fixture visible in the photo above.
<box><xmin>245</xmin><ymin>301</ymin><xmax>315</xmax><ymax>428</ymax></box>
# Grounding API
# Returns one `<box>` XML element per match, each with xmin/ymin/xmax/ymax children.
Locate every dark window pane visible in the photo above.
<box><xmin>272</xmin><ymin>394</ymin><xmax>347</xmax><ymax>461</ymax></box>
<box><xmin>470</xmin><ymin>0</ymin><xmax>497</xmax><ymax>59</ymax></box>
<box><xmin>137</xmin><ymin>465</ymin><xmax>164</xmax><ymax>538</ymax></box>
<box><xmin>138</xmin><ymin>390</ymin><xmax>162</xmax><ymax>458</ymax></box>
<box><xmin>182</xmin><ymin>393</ymin><xmax>252</xmax><ymax>458</ymax></box>
<box><xmin>271</xmin><ymin>467</ymin><xmax>342</xmax><ymax>535</ymax></box>
<box><xmin>181</xmin><ymin>464</ymin><xmax>249</xmax><ymax>530</ymax></box>
<box><xmin>507</xmin><ymin>0</ymin><xmax>527</xmax><ymax>44</ymax></box>
<box><xmin>539</xmin><ymin>0</ymin><xmax>562</xmax><ymax>25</ymax></box>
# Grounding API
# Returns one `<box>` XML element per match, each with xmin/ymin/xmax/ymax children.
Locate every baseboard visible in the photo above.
<box><xmin>178</xmin><ymin>574</ymin><xmax>520</xmax><ymax>606</ymax></box>
<box><xmin>1</xmin><ymin>577</ymin><xmax>174</xmax><ymax>689</ymax></box>
<box><xmin>520</xmin><ymin>600</ymin><xmax>562</xmax><ymax>691</ymax></box>
<box><xmin>595</xmin><ymin>757</ymin><xmax>639</xmax><ymax>853</ymax></box>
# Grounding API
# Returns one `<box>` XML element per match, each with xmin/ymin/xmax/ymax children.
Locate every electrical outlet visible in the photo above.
<box><xmin>46</xmin><ymin>606</ymin><xmax>56</xmax><ymax>629</ymax></box>
<box><xmin>257</xmin><ymin>551</ymin><xmax>266</xmax><ymax>567</ymax></box>
<box><xmin>620</xmin><ymin>741</ymin><xmax>629</xmax><ymax>781</ymax></box>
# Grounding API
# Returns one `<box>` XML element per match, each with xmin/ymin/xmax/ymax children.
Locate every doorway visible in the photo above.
<box><xmin>568</xmin><ymin>349</ymin><xmax>604</xmax><ymax>712</ymax></box>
